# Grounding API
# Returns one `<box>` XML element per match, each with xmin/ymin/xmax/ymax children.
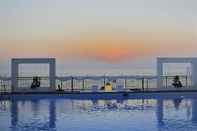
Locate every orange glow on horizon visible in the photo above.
<box><xmin>1</xmin><ymin>28</ymin><xmax>197</xmax><ymax>63</ymax></box>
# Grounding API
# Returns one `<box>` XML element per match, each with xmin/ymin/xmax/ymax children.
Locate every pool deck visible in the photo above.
<box><xmin>2</xmin><ymin>87</ymin><xmax>197</xmax><ymax>101</ymax></box>
<box><xmin>1</xmin><ymin>87</ymin><xmax>197</xmax><ymax>95</ymax></box>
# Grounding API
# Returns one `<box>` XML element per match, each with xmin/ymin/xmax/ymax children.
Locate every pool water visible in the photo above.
<box><xmin>1</xmin><ymin>94</ymin><xmax>197</xmax><ymax>131</ymax></box>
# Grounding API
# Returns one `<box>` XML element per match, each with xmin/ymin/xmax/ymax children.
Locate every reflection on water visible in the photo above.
<box><xmin>173</xmin><ymin>98</ymin><xmax>183</xmax><ymax>110</ymax></box>
<box><xmin>11</xmin><ymin>100</ymin><xmax>18</xmax><ymax>128</ymax></box>
<box><xmin>1</xmin><ymin>97</ymin><xmax>197</xmax><ymax>131</ymax></box>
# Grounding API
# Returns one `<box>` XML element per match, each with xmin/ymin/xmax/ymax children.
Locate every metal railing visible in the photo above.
<box><xmin>162</xmin><ymin>75</ymin><xmax>192</xmax><ymax>88</ymax></box>
<box><xmin>0</xmin><ymin>79</ymin><xmax>11</xmax><ymax>92</ymax></box>
<box><xmin>0</xmin><ymin>75</ymin><xmax>193</xmax><ymax>93</ymax></box>
<box><xmin>55</xmin><ymin>75</ymin><xmax>157</xmax><ymax>91</ymax></box>
<box><xmin>17</xmin><ymin>76</ymin><xmax>50</xmax><ymax>88</ymax></box>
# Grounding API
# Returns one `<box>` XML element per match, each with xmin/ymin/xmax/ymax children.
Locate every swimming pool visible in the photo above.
<box><xmin>1</xmin><ymin>92</ymin><xmax>197</xmax><ymax>131</ymax></box>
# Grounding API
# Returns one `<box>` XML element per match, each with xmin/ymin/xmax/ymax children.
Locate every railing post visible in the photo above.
<box><xmin>0</xmin><ymin>80</ymin><xmax>2</xmax><ymax>91</ymax></box>
<box><xmin>0</xmin><ymin>80</ymin><xmax>2</xmax><ymax>92</ymax></box>
<box><xmin>142</xmin><ymin>78</ymin><xmax>144</xmax><ymax>91</ymax></box>
<box><xmin>3</xmin><ymin>82</ymin><xmax>6</xmax><ymax>92</ymax></box>
<box><xmin>125</xmin><ymin>79</ymin><xmax>127</xmax><ymax>88</ymax></box>
<box><xmin>186</xmin><ymin>75</ymin><xmax>188</xmax><ymax>88</ymax></box>
<box><xmin>104</xmin><ymin>75</ymin><xmax>106</xmax><ymax>87</ymax></box>
<box><xmin>146</xmin><ymin>79</ymin><xmax>149</xmax><ymax>90</ymax></box>
<box><xmin>71</xmin><ymin>77</ymin><xmax>74</xmax><ymax>92</ymax></box>
<box><xmin>66</xmin><ymin>80</ymin><xmax>68</xmax><ymax>89</ymax></box>
<box><xmin>165</xmin><ymin>76</ymin><xmax>168</xmax><ymax>88</ymax></box>
<box><xmin>82</xmin><ymin>79</ymin><xmax>85</xmax><ymax>90</ymax></box>
<box><xmin>60</xmin><ymin>80</ymin><xmax>63</xmax><ymax>89</ymax></box>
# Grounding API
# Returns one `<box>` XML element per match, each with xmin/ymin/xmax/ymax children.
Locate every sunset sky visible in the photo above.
<box><xmin>0</xmin><ymin>0</ymin><xmax>197</xmax><ymax>75</ymax></box>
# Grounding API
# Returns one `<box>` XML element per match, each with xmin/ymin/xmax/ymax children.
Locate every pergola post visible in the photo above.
<box><xmin>157</xmin><ymin>59</ymin><xmax>163</xmax><ymax>88</ymax></box>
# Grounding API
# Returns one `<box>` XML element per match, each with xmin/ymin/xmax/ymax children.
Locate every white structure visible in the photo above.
<box><xmin>11</xmin><ymin>58</ymin><xmax>56</xmax><ymax>91</ymax></box>
<box><xmin>157</xmin><ymin>57</ymin><xmax>197</xmax><ymax>88</ymax></box>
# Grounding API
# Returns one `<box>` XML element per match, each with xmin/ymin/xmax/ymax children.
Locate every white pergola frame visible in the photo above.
<box><xmin>157</xmin><ymin>57</ymin><xmax>197</xmax><ymax>88</ymax></box>
<box><xmin>11</xmin><ymin>58</ymin><xmax>56</xmax><ymax>90</ymax></box>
